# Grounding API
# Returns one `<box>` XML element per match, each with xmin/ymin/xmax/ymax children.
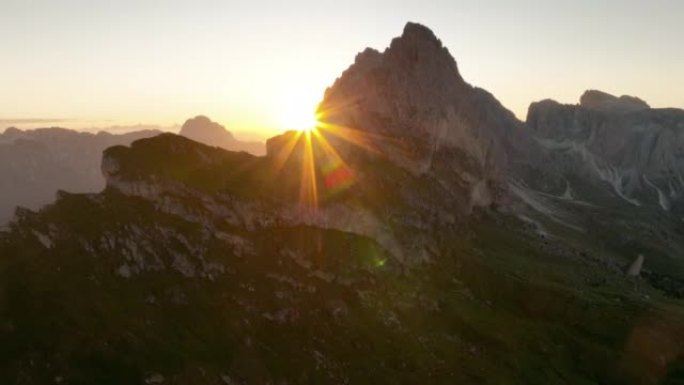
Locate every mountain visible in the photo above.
<box><xmin>318</xmin><ymin>22</ymin><xmax>521</xmax><ymax>208</ymax></box>
<box><xmin>179</xmin><ymin>115</ymin><xmax>266</xmax><ymax>156</ymax></box>
<box><xmin>0</xmin><ymin>118</ymin><xmax>266</xmax><ymax>227</ymax></box>
<box><xmin>1</xmin><ymin>23</ymin><xmax>683</xmax><ymax>384</ymax></box>
<box><xmin>0</xmin><ymin>127</ymin><xmax>161</xmax><ymax>226</ymax></box>
<box><xmin>526</xmin><ymin>90</ymin><xmax>684</xmax><ymax>212</ymax></box>
<box><xmin>513</xmin><ymin>91</ymin><xmax>684</xmax><ymax>285</ymax></box>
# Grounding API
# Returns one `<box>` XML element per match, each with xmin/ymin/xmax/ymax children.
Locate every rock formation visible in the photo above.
<box><xmin>525</xmin><ymin>91</ymin><xmax>684</xmax><ymax>211</ymax></box>
<box><xmin>626</xmin><ymin>254</ymin><xmax>645</xmax><ymax>276</ymax></box>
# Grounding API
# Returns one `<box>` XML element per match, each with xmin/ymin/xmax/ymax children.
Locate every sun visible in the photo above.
<box><xmin>277</xmin><ymin>90</ymin><xmax>320</xmax><ymax>132</ymax></box>
<box><xmin>281</xmin><ymin>106</ymin><xmax>318</xmax><ymax>132</ymax></box>
<box><xmin>302</xmin><ymin>125</ymin><xmax>316</xmax><ymax>133</ymax></box>
<box><xmin>270</xmin><ymin>97</ymin><xmax>382</xmax><ymax>210</ymax></box>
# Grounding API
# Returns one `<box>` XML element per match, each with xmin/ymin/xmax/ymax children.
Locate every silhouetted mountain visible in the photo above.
<box><xmin>1</xmin><ymin>23</ymin><xmax>683</xmax><ymax>384</ymax></box>
<box><xmin>179</xmin><ymin>115</ymin><xmax>265</xmax><ymax>155</ymax></box>
<box><xmin>0</xmin><ymin>127</ymin><xmax>161</xmax><ymax>225</ymax></box>
<box><xmin>0</xmin><ymin>118</ymin><xmax>265</xmax><ymax>226</ymax></box>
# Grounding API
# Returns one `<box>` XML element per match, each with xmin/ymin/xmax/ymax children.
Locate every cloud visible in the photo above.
<box><xmin>0</xmin><ymin>118</ymin><xmax>74</xmax><ymax>126</ymax></box>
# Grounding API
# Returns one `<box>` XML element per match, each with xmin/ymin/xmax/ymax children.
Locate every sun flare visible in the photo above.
<box><xmin>281</xmin><ymin>108</ymin><xmax>318</xmax><ymax>132</ymax></box>
<box><xmin>298</xmin><ymin>123</ymin><xmax>317</xmax><ymax>133</ymax></box>
<box><xmin>270</xmin><ymin>97</ymin><xmax>385</xmax><ymax>211</ymax></box>
<box><xmin>278</xmin><ymin>91</ymin><xmax>320</xmax><ymax>132</ymax></box>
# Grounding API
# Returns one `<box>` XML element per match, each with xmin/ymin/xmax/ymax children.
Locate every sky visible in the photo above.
<box><xmin>1</xmin><ymin>0</ymin><xmax>683</xmax><ymax>140</ymax></box>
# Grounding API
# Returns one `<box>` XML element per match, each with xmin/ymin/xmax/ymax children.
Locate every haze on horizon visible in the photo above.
<box><xmin>1</xmin><ymin>0</ymin><xmax>683</xmax><ymax>140</ymax></box>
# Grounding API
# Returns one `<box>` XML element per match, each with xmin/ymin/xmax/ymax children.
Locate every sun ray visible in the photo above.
<box><xmin>315</xmin><ymin>121</ymin><xmax>382</xmax><ymax>154</ymax></box>
<box><xmin>269</xmin><ymin>97</ymin><xmax>398</xmax><ymax>208</ymax></box>
<box><xmin>299</xmin><ymin>129</ymin><xmax>319</xmax><ymax>208</ymax></box>
<box><xmin>311</xmin><ymin>129</ymin><xmax>347</xmax><ymax>167</ymax></box>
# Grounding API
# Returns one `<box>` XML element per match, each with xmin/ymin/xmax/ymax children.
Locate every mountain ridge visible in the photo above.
<box><xmin>0</xmin><ymin>118</ymin><xmax>266</xmax><ymax>226</ymax></box>
<box><xmin>0</xmin><ymin>127</ymin><xmax>163</xmax><ymax>225</ymax></box>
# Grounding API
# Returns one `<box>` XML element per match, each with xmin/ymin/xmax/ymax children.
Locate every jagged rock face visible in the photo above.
<box><xmin>318</xmin><ymin>22</ymin><xmax>521</xmax><ymax>207</ymax></box>
<box><xmin>526</xmin><ymin>92</ymin><xmax>684</xmax><ymax>211</ymax></box>
<box><xmin>179</xmin><ymin>115</ymin><xmax>266</xmax><ymax>155</ymax></box>
<box><xmin>0</xmin><ymin>127</ymin><xmax>161</xmax><ymax>225</ymax></box>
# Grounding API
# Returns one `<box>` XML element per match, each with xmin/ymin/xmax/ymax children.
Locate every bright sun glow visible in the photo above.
<box><xmin>277</xmin><ymin>89</ymin><xmax>321</xmax><ymax>132</ymax></box>
<box><xmin>270</xmin><ymin>100</ymin><xmax>384</xmax><ymax>211</ymax></box>
<box><xmin>281</xmin><ymin>107</ymin><xmax>318</xmax><ymax>132</ymax></box>
<box><xmin>299</xmin><ymin>123</ymin><xmax>317</xmax><ymax>133</ymax></box>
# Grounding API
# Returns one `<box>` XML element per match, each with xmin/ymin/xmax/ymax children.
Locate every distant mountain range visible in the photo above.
<box><xmin>1</xmin><ymin>22</ymin><xmax>683</xmax><ymax>384</ymax></box>
<box><xmin>0</xmin><ymin>117</ymin><xmax>264</xmax><ymax>225</ymax></box>
<box><xmin>0</xmin><ymin>127</ymin><xmax>162</xmax><ymax>226</ymax></box>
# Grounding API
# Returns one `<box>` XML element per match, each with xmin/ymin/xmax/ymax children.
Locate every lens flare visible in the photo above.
<box><xmin>272</xmin><ymin>100</ymin><xmax>393</xmax><ymax>209</ymax></box>
<box><xmin>299</xmin><ymin>128</ymin><xmax>319</xmax><ymax>208</ymax></box>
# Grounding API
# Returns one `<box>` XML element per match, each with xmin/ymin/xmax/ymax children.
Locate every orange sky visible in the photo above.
<box><xmin>1</xmin><ymin>0</ymin><xmax>683</xmax><ymax>140</ymax></box>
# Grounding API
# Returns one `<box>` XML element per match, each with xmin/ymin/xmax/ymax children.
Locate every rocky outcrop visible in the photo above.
<box><xmin>626</xmin><ymin>254</ymin><xmax>645</xmax><ymax>277</ymax></box>
<box><xmin>179</xmin><ymin>115</ymin><xmax>265</xmax><ymax>155</ymax></box>
<box><xmin>179</xmin><ymin>115</ymin><xmax>235</xmax><ymax>143</ymax></box>
<box><xmin>103</xmin><ymin>134</ymin><xmax>430</xmax><ymax>264</ymax></box>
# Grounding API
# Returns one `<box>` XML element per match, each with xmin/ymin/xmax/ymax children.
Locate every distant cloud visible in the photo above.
<box><xmin>87</xmin><ymin>124</ymin><xmax>180</xmax><ymax>133</ymax></box>
<box><xmin>0</xmin><ymin>118</ymin><xmax>74</xmax><ymax>126</ymax></box>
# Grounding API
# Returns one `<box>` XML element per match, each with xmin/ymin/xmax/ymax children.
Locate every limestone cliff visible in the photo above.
<box><xmin>527</xmin><ymin>91</ymin><xmax>684</xmax><ymax>211</ymax></box>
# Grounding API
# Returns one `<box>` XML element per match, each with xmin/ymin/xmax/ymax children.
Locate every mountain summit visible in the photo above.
<box><xmin>179</xmin><ymin>115</ymin><xmax>265</xmax><ymax>155</ymax></box>
<box><xmin>179</xmin><ymin>115</ymin><xmax>236</xmax><ymax>143</ymax></box>
<box><xmin>319</xmin><ymin>22</ymin><xmax>521</xmax><ymax>208</ymax></box>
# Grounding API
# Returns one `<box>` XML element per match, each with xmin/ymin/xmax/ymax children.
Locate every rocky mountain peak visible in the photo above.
<box><xmin>353</xmin><ymin>47</ymin><xmax>382</xmax><ymax>65</ymax></box>
<box><xmin>317</xmin><ymin>22</ymin><xmax>519</xmax><ymax>208</ymax></box>
<box><xmin>321</xmin><ymin>22</ymin><xmax>468</xmax><ymax>129</ymax></box>
<box><xmin>2</xmin><ymin>127</ymin><xmax>22</xmax><ymax>136</ymax></box>
<box><xmin>579</xmin><ymin>90</ymin><xmax>650</xmax><ymax>113</ymax></box>
<box><xmin>385</xmin><ymin>22</ymin><xmax>460</xmax><ymax>78</ymax></box>
<box><xmin>178</xmin><ymin>115</ymin><xmax>265</xmax><ymax>155</ymax></box>
<box><xmin>179</xmin><ymin>115</ymin><xmax>235</xmax><ymax>143</ymax></box>
<box><xmin>401</xmin><ymin>21</ymin><xmax>440</xmax><ymax>41</ymax></box>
